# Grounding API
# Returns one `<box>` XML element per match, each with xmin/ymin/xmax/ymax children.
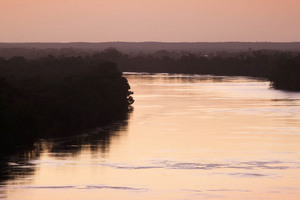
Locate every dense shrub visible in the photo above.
<box><xmin>0</xmin><ymin>56</ymin><xmax>134</xmax><ymax>152</ymax></box>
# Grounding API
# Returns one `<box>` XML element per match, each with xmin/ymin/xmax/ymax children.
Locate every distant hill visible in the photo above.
<box><xmin>1</xmin><ymin>42</ymin><xmax>300</xmax><ymax>52</ymax></box>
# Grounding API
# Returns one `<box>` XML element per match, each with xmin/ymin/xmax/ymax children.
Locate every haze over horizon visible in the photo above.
<box><xmin>1</xmin><ymin>0</ymin><xmax>300</xmax><ymax>42</ymax></box>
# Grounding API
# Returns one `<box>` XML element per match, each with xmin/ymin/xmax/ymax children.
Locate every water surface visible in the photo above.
<box><xmin>1</xmin><ymin>73</ymin><xmax>300</xmax><ymax>200</ymax></box>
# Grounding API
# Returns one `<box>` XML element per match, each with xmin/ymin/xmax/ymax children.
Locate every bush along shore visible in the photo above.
<box><xmin>0</xmin><ymin>56</ymin><xmax>134</xmax><ymax>153</ymax></box>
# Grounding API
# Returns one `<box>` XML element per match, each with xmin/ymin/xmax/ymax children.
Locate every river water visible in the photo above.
<box><xmin>1</xmin><ymin>73</ymin><xmax>300</xmax><ymax>200</ymax></box>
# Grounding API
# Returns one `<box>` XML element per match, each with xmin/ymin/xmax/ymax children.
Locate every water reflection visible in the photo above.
<box><xmin>1</xmin><ymin>73</ymin><xmax>300</xmax><ymax>200</ymax></box>
<box><xmin>47</xmin><ymin>111</ymin><xmax>132</xmax><ymax>157</ymax></box>
<box><xmin>0</xmin><ymin>109</ymin><xmax>132</xmax><ymax>193</ymax></box>
<box><xmin>124</xmin><ymin>72</ymin><xmax>268</xmax><ymax>84</ymax></box>
<box><xmin>0</xmin><ymin>144</ymin><xmax>42</xmax><ymax>199</ymax></box>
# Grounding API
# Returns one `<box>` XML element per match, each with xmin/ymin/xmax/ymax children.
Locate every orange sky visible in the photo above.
<box><xmin>1</xmin><ymin>0</ymin><xmax>300</xmax><ymax>42</ymax></box>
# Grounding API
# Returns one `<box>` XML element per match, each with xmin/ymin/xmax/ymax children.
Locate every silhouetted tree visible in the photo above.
<box><xmin>0</xmin><ymin>56</ymin><xmax>134</xmax><ymax>152</ymax></box>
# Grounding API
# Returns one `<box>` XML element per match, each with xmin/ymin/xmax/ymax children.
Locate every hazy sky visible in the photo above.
<box><xmin>1</xmin><ymin>0</ymin><xmax>300</xmax><ymax>42</ymax></box>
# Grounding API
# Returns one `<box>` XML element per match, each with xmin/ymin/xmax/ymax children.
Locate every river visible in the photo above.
<box><xmin>1</xmin><ymin>73</ymin><xmax>300</xmax><ymax>200</ymax></box>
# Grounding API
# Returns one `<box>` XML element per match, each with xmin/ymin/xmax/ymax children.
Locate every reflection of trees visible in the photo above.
<box><xmin>0</xmin><ymin>108</ymin><xmax>132</xmax><ymax>190</ymax></box>
<box><xmin>0</xmin><ymin>143</ymin><xmax>42</xmax><ymax>185</ymax></box>
<box><xmin>125</xmin><ymin>73</ymin><xmax>254</xmax><ymax>85</ymax></box>
<box><xmin>48</xmin><ymin>108</ymin><xmax>132</xmax><ymax>156</ymax></box>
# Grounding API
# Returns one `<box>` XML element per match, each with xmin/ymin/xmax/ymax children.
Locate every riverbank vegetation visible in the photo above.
<box><xmin>1</xmin><ymin>47</ymin><xmax>299</xmax><ymax>92</ymax></box>
<box><xmin>94</xmin><ymin>48</ymin><xmax>300</xmax><ymax>91</ymax></box>
<box><xmin>0</xmin><ymin>49</ymin><xmax>299</xmax><ymax>152</ymax></box>
<box><xmin>0</xmin><ymin>56</ymin><xmax>134</xmax><ymax>152</ymax></box>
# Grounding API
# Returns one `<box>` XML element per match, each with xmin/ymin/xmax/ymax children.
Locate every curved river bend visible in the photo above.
<box><xmin>1</xmin><ymin>73</ymin><xmax>300</xmax><ymax>200</ymax></box>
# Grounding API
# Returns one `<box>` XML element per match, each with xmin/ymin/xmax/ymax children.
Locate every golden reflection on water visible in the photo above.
<box><xmin>1</xmin><ymin>73</ymin><xmax>300</xmax><ymax>200</ymax></box>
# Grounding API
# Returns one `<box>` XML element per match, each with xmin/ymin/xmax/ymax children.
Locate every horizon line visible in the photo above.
<box><xmin>1</xmin><ymin>41</ymin><xmax>300</xmax><ymax>44</ymax></box>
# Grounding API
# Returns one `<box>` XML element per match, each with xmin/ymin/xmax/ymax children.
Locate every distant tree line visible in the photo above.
<box><xmin>0</xmin><ymin>56</ymin><xmax>134</xmax><ymax>152</ymax></box>
<box><xmin>94</xmin><ymin>48</ymin><xmax>300</xmax><ymax>91</ymax></box>
<box><xmin>1</xmin><ymin>48</ymin><xmax>299</xmax><ymax>92</ymax></box>
<box><xmin>0</xmin><ymin>48</ymin><xmax>98</xmax><ymax>59</ymax></box>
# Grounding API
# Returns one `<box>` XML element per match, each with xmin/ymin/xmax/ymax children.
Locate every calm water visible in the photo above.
<box><xmin>1</xmin><ymin>73</ymin><xmax>300</xmax><ymax>200</ymax></box>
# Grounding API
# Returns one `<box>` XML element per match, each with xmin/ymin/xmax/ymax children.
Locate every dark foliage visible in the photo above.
<box><xmin>268</xmin><ymin>54</ymin><xmax>300</xmax><ymax>91</ymax></box>
<box><xmin>93</xmin><ymin>48</ymin><xmax>299</xmax><ymax>91</ymax></box>
<box><xmin>1</xmin><ymin>48</ymin><xmax>299</xmax><ymax>91</ymax></box>
<box><xmin>0</xmin><ymin>56</ymin><xmax>134</xmax><ymax>153</ymax></box>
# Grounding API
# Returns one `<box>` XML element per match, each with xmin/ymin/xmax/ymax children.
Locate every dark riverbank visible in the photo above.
<box><xmin>2</xmin><ymin>47</ymin><xmax>297</xmax><ymax>91</ymax></box>
<box><xmin>0</xmin><ymin>56</ymin><xmax>134</xmax><ymax>153</ymax></box>
<box><xmin>91</xmin><ymin>49</ymin><xmax>299</xmax><ymax>91</ymax></box>
<box><xmin>1</xmin><ymin>47</ymin><xmax>299</xmax><ymax>90</ymax></box>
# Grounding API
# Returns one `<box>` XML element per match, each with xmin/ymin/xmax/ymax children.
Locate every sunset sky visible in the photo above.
<box><xmin>1</xmin><ymin>0</ymin><xmax>300</xmax><ymax>42</ymax></box>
